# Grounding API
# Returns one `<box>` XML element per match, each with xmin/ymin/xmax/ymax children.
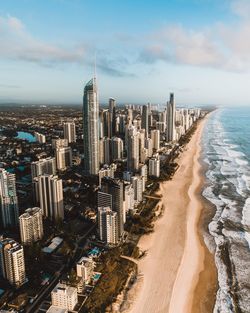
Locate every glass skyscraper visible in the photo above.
<box><xmin>83</xmin><ymin>77</ymin><xmax>100</xmax><ymax>175</ymax></box>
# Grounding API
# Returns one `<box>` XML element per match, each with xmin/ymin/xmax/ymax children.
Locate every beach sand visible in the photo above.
<box><xmin>124</xmin><ymin>118</ymin><xmax>217</xmax><ymax>313</ymax></box>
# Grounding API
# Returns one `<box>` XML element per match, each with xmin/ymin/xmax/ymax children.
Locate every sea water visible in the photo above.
<box><xmin>202</xmin><ymin>107</ymin><xmax>250</xmax><ymax>313</ymax></box>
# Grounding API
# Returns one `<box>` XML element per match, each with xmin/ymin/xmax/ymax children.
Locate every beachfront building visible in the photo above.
<box><xmin>166</xmin><ymin>93</ymin><xmax>176</xmax><ymax>142</ymax></box>
<box><xmin>98</xmin><ymin>207</ymin><xmax>118</xmax><ymax>244</ymax></box>
<box><xmin>149</xmin><ymin>155</ymin><xmax>160</xmax><ymax>178</ymax></box>
<box><xmin>76</xmin><ymin>257</ymin><xmax>95</xmax><ymax>284</ymax></box>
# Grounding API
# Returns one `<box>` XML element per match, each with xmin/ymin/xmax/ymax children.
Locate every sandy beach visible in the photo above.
<box><xmin>124</xmin><ymin>117</ymin><xmax>217</xmax><ymax>313</ymax></box>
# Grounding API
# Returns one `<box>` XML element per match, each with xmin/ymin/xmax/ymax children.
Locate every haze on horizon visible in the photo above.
<box><xmin>1</xmin><ymin>0</ymin><xmax>250</xmax><ymax>106</ymax></box>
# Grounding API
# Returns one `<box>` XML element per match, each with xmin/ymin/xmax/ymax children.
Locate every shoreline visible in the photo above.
<box><xmin>123</xmin><ymin>116</ymin><xmax>217</xmax><ymax>313</ymax></box>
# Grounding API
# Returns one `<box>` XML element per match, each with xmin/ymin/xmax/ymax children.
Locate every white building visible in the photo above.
<box><xmin>56</xmin><ymin>147</ymin><xmax>72</xmax><ymax>171</ymax></box>
<box><xmin>111</xmin><ymin>137</ymin><xmax>123</xmax><ymax>160</ymax></box>
<box><xmin>149</xmin><ymin>155</ymin><xmax>160</xmax><ymax>178</ymax></box>
<box><xmin>0</xmin><ymin>169</ymin><xmax>19</xmax><ymax>228</ymax></box>
<box><xmin>130</xmin><ymin>176</ymin><xmax>143</xmax><ymax>204</ymax></box>
<box><xmin>0</xmin><ymin>238</ymin><xmax>26</xmax><ymax>288</ymax></box>
<box><xmin>76</xmin><ymin>257</ymin><xmax>95</xmax><ymax>284</ymax></box>
<box><xmin>150</xmin><ymin>129</ymin><xmax>160</xmax><ymax>151</ymax></box>
<box><xmin>98</xmin><ymin>207</ymin><xmax>118</xmax><ymax>245</ymax></box>
<box><xmin>34</xmin><ymin>131</ymin><xmax>46</xmax><ymax>144</ymax></box>
<box><xmin>31</xmin><ymin>157</ymin><xmax>56</xmax><ymax>181</ymax></box>
<box><xmin>38</xmin><ymin>175</ymin><xmax>64</xmax><ymax>221</ymax></box>
<box><xmin>63</xmin><ymin>122</ymin><xmax>76</xmax><ymax>143</ymax></box>
<box><xmin>51</xmin><ymin>283</ymin><xmax>78</xmax><ymax>310</ymax></box>
<box><xmin>19</xmin><ymin>207</ymin><xmax>43</xmax><ymax>245</ymax></box>
<box><xmin>124</xmin><ymin>184</ymin><xmax>134</xmax><ymax>214</ymax></box>
<box><xmin>52</xmin><ymin>139</ymin><xmax>68</xmax><ymax>150</ymax></box>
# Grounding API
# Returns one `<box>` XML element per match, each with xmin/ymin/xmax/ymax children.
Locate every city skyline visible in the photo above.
<box><xmin>1</xmin><ymin>0</ymin><xmax>250</xmax><ymax>106</ymax></box>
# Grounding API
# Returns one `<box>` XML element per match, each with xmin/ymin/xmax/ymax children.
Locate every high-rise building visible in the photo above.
<box><xmin>51</xmin><ymin>283</ymin><xmax>78</xmax><ymax>310</ymax></box>
<box><xmin>109</xmin><ymin>98</ymin><xmax>116</xmax><ymax>137</ymax></box>
<box><xmin>99</xmin><ymin>137</ymin><xmax>111</xmax><ymax>165</ymax></box>
<box><xmin>127</xmin><ymin>125</ymin><xmax>139</xmax><ymax>172</ymax></box>
<box><xmin>0</xmin><ymin>238</ymin><xmax>26</xmax><ymax>288</ymax></box>
<box><xmin>142</xmin><ymin>104</ymin><xmax>149</xmax><ymax>135</ymax></box>
<box><xmin>124</xmin><ymin>183</ymin><xmax>134</xmax><ymax>214</ymax></box>
<box><xmin>38</xmin><ymin>175</ymin><xmax>64</xmax><ymax>221</ymax></box>
<box><xmin>34</xmin><ymin>132</ymin><xmax>46</xmax><ymax>144</ymax></box>
<box><xmin>63</xmin><ymin>122</ymin><xmax>76</xmax><ymax>143</ymax></box>
<box><xmin>111</xmin><ymin>137</ymin><xmax>123</xmax><ymax>160</ymax></box>
<box><xmin>83</xmin><ymin>77</ymin><xmax>99</xmax><ymax>175</ymax></box>
<box><xmin>100</xmin><ymin>178</ymin><xmax>124</xmax><ymax>237</ymax></box>
<box><xmin>31</xmin><ymin>157</ymin><xmax>56</xmax><ymax>181</ymax></box>
<box><xmin>56</xmin><ymin>147</ymin><xmax>72</xmax><ymax>170</ymax></box>
<box><xmin>131</xmin><ymin>176</ymin><xmax>143</xmax><ymax>204</ymax></box>
<box><xmin>0</xmin><ymin>169</ymin><xmax>19</xmax><ymax>229</ymax></box>
<box><xmin>150</xmin><ymin>129</ymin><xmax>160</xmax><ymax>151</ymax></box>
<box><xmin>52</xmin><ymin>138</ymin><xmax>68</xmax><ymax>150</ymax></box>
<box><xmin>19</xmin><ymin>207</ymin><xmax>43</xmax><ymax>245</ymax></box>
<box><xmin>98</xmin><ymin>207</ymin><xmax>118</xmax><ymax>244</ymax></box>
<box><xmin>98</xmin><ymin>163</ymin><xmax>117</xmax><ymax>186</ymax></box>
<box><xmin>166</xmin><ymin>93</ymin><xmax>176</xmax><ymax>142</ymax></box>
<box><xmin>149</xmin><ymin>155</ymin><xmax>160</xmax><ymax>178</ymax></box>
<box><xmin>76</xmin><ymin>257</ymin><xmax>95</xmax><ymax>284</ymax></box>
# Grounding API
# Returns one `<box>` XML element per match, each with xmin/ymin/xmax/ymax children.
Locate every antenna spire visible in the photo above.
<box><xmin>94</xmin><ymin>52</ymin><xmax>97</xmax><ymax>80</ymax></box>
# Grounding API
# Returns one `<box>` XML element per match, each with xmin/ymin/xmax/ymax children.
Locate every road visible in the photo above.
<box><xmin>25</xmin><ymin>223</ymin><xmax>96</xmax><ymax>313</ymax></box>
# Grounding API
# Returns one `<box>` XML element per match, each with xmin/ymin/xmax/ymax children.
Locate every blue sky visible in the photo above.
<box><xmin>1</xmin><ymin>0</ymin><xmax>250</xmax><ymax>106</ymax></box>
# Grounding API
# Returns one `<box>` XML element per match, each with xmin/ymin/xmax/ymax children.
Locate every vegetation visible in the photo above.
<box><xmin>81</xmin><ymin>247</ymin><xmax>136</xmax><ymax>313</ymax></box>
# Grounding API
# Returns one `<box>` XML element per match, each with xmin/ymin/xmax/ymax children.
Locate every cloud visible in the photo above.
<box><xmin>231</xmin><ymin>0</ymin><xmax>250</xmax><ymax>18</ymax></box>
<box><xmin>0</xmin><ymin>84</ymin><xmax>21</xmax><ymax>88</ymax></box>
<box><xmin>0</xmin><ymin>15</ymin><xmax>134</xmax><ymax>77</ymax></box>
<box><xmin>138</xmin><ymin>4</ymin><xmax>250</xmax><ymax>73</ymax></box>
<box><xmin>0</xmin><ymin>15</ymin><xmax>86</xmax><ymax>66</ymax></box>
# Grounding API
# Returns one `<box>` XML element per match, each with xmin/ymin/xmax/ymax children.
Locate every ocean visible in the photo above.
<box><xmin>202</xmin><ymin>107</ymin><xmax>250</xmax><ymax>313</ymax></box>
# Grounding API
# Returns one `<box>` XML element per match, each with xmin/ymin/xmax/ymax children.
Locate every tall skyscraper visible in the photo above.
<box><xmin>19</xmin><ymin>207</ymin><xmax>43</xmax><ymax>245</ymax></box>
<box><xmin>31</xmin><ymin>157</ymin><xmax>56</xmax><ymax>181</ymax></box>
<box><xmin>127</xmin><ymin>125</ymin><xmax>140</xmax><ymax>172</ymax></box>
<box><xmin>56</xmin><ymin>146</ymin><xmax>72</xmax><ymax>170</ymax></box>
<box><xmin>142</xmin><ymin>104</ymin><xmax>149</xmax><ymax>135</ymax></box>
<box><xmin>150</xmin><ymin>129</ymin><xmax>160</xmax><ymax>151</ymax></box>
<box><xmin>38</xmin><ymin>175</ymin><xmax>64</xmax><ymax>222</ymax></box>
<box><xmin>109</xmin><ymin>97</ymin><xmax>116</xmax><ymax>137</ymax></box>
<box><xmin>63</xmin><ymin>122</ymin><xmax>76</xmax><ymax>143</ymax></box>
<box><xmin>98</xmin><ymin>207</ymin><xmax>118</xmax><ymax>244</ymax></box>
<box><xmin>99</xmin><ymin>178</ymin><xmax>124</xmax><ymax>238</ymax></box>
<box><xmin>0</xmin><ymin>169</ymin><xmax>19</xmax><ymax>229</ymax></box>
<box><xmin>166</xmin><ymin>93</ymin><xmax>176</xmax><ymax>142</ymax></box>
<box><xmin>0</xmin><ymin>238</ymin><xmax>26</xmax><ymax>288</ymax></box>
<box><xmin>111</xmin><ymin>137</ymin><xmax>124</xmax><ymax>160</ymax></box>
<box><xmin>99</xmin><ymin>137</ymin><xmax>111</xmax><ymax>165</ymax></box>
<box><xmin>83</xmin><ymin>77</ymin><xmax>99</xmax><ymax>175</ymax></box>
<box><xmin>149</xmin><ymin>155</ymin><xmax>160</xmax><ymax>178</ymax></box>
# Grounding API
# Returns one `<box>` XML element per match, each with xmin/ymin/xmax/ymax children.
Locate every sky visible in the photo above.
<box><xmin>1</xmin><ymin>0</ymin><xmax>250</xmax><ymax>106</ymax></box>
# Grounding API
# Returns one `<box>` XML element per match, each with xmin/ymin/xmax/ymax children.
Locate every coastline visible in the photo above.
<box><xmin>123</xmin><ymin>116</ymin><xmax>217</xmax><ymax>313</ymax></box>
